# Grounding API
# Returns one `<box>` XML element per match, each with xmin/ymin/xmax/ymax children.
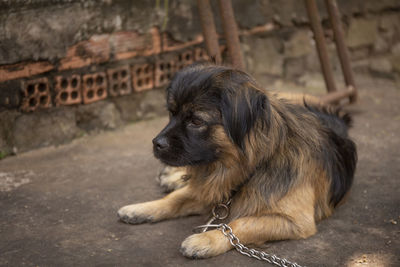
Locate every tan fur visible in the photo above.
<box><xmin>312</xmin><ymin>167</ymin><xmax>333</xmax><ymax>221</ymax></box>
<box><xmin>157</xmin><ymin>166</ymin><xmax>188</xmax><ymax>192</ymax></box>
<box><xmin>187</xmin><ymin>125</ymin><xmax>249</xmax><ymax>205</ymax></box>
<box><xmin>118</xmin><ymin>83</ymin><xmax>345</xmax><ymax>258</ymax></box>
<box><xmin>181</xmin><ymin>184</ymin><xmax>318</xmax><ymax>257</ymax></box>
<box><xmin>181</xmin><ymin>230</ymin><xmax>230</xmax><ymax>258</ymax></box>
<box><xmin>118</xmin><ymin>186</ymin><xmax>209</xmax><ymax>223</ymax></box>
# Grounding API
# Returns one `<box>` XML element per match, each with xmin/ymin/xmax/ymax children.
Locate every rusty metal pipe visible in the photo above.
<box><xmin>304</xmin><ymin>0</ymin><xmax>337</xmax><ymax>93</ymax></box>
<box><xmin>217</xmin><ymin>0</ymin><xmax>245</xmax><ymax>70</ymax></box>
<box><xmin>197</xmin><ymin>0</ymin><xmax>222</xmax><ymax>64</ymax></box>
<box><xmin>325</xmin><ymin>0</ymin><xmax>357</xmax><ymax>103</ymax></box>
<box><xmin>320</xmin><ymin>86</ymin><xmax>354</xmax><ymax>104</ymax></box>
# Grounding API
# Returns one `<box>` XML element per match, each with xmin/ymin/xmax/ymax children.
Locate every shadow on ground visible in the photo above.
<box><xmin>0</xmin><ymin>75</ymin><xmax>399</xmax><ymax>267</ymax></box>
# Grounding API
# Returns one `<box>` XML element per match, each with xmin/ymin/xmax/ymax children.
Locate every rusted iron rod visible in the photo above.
<box><xmin>325</xmin><ymin>0</ymin><xmax>357</xmax><ymax>103</ymax></box>
<box><xmin>320</xmin><ymin>86</ymin><xmax>354</xmax><ymax>104</ymax></box>
<box><xmin>197</xmin><ymin>0</ymin><xmax>222</xmax><ymax>64</ymax></box>
<box><xmin>304</xmin><ymin>0</ymin><xmax>337</xmax><ymax>93</ymax></box>
<box><xmin>217</xmin><ymin>0</ymin><xmax>245</xmax><ymax>70</ymax></box>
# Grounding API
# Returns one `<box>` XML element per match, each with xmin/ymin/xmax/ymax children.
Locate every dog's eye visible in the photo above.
<box><xmin>188</xmin><ymin>117</ymin><xmax>204</xmax><ymax>128</ymax></box>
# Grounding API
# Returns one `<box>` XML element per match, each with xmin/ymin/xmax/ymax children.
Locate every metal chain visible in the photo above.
<box><xmin>219</xmin><ymin>223</ymin><xmax>304</xmax><ymax>267</ymax></box>
<box><xmin>194</xmin><ymin>199</ymin><xmax>304</xmax><ymax>267</ymax></box>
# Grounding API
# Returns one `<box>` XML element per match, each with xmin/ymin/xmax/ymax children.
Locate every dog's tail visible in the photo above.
<box><xmin>303</xmin><ymin>99</ymin><xmax>353</xmax><ymax>137</ymax></box>
<box><xmin>338</xmin><ymin>111</ymin><xmax>353</xmax><ymax>128</ymax></box>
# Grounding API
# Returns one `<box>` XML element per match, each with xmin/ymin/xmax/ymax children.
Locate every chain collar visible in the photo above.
<box><xmin>193</xmin><ymin>200</ymin><xmax>304</xmax><ymax>266</ymax></box>
<box><xmin>194</xmin><ymin>199</ymin><xmax>231</xmax><ymax>233</ymax></box>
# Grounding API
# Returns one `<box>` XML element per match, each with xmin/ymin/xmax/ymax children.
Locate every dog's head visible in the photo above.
<box><xmin>152</xmin><ymin>63</ymin><xmax>269</xmax><ymax>166</ymax></box>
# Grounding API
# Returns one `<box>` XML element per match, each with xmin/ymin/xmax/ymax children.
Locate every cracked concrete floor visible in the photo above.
<box><xmin>0</xmin><ymin>75</ymin><xmax>399</xmax><ymax>267</ymax></box>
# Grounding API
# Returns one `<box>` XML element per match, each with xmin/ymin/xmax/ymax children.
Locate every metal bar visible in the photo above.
<box><xmin>320</xmin><ymin>86</ymin><xmax>354</xmax><ymax>104</ymax></box>
<box><xmin>217</xmin><ymin>0</ymin><xmax>245</xmax><ymax>70</ymax></box>
<box><xmin>197</xmin><ymin>0</ymin><xmax>222</xmax><ymax>64</ymax></box>
<box><xmin>325</xmin><ymin>0</ymin><xmax>357</xmax><ymax>103</ymax></box>
<box><xmin>304</xmin><ymin>0</ymin><xmax>337</xmax><ymax>93</ymax></box>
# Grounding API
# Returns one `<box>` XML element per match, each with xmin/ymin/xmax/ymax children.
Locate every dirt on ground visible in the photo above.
<box><xmin>0</xmin><ymin>74</ymin><xmax>399</xmax><ymax>267</ymax></box>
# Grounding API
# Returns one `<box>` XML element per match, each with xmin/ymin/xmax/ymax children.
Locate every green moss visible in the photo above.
<box><xmin>0</xmin><ymin>151</ymin><xmax>8</xmax><ymax>160</ymax></box>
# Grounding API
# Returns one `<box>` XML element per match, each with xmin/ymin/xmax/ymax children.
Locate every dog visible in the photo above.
<box><xmin>118</xmin><ymin>63</ymin><xmax>357</xmax><ymax>259</ymax></box>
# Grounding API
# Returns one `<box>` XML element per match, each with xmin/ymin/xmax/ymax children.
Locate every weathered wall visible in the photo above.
<box><xmin>0</xmin><ymin>0</ymin><xmax>400</xmax><ymax>156</ymax></box>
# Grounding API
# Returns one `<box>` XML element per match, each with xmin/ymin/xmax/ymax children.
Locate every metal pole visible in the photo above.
<box><xmin>320</xmin><ymin>86</ymin><xmax>354</xmax><ymax>104</ymax></box>
<box><xmin>304</xmin><ymin>0</ymin><xmax>337</xmax><ymax>93</ymax></box>
<box><xmin>325</xmin><ymin>0</ymin><xmax>357</xmax><ymax>102</ymax></box>
<box><xmin>197</xmin><ymin>0</ymin><xmax>222</xmax><ymax>64</ymax></box>
<box><xmin>217</xmin><ymin>0</ymin><xmax>245</xmax><ymax>70</ymax></box>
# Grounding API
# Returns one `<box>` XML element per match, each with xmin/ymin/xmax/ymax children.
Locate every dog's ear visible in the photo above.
<box><xmin>221</xmin><ymin>80</ymin><xmax>269</xmax><ymax>150</ymax></box>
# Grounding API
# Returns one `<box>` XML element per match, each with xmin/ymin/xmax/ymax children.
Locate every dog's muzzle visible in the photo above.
<box><xmin>152</xmin><ymin>136</ymin><xmax>169</xmax><ymax>152</ymax></box>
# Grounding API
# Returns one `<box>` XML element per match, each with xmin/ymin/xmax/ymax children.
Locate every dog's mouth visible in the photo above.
<box><xmin>153</xmin><ymin>147</ymin><xmax>186</xmax><ymax>167</ymax></box>
<box><xmin>153</xmin><ymin>147</ymin><xmax>218</xmax><ymax>167</ymax></box>
<box><xmin>155</xmin><ymin>156</ymin><xmax>183</xmax><ymax>167</ymax></box>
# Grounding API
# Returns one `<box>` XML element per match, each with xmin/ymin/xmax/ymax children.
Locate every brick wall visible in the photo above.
<box><xmin>0</xmin><ymin>0</ymin><xmax>399</xmax><ymax>155</ymax></box>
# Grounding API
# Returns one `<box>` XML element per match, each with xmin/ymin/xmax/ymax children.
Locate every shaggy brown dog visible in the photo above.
<box><xmin>118</xmin><ymin>63</ymin><xmax>357</xmax><ymax>259</ymax></box>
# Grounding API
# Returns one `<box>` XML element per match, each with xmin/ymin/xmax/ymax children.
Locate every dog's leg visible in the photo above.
<box><xmin>181</xmin><ymin>185</ymin><xmax>317</xmax><ymax>259</ymax></box>
<box><xmin>118</xmin><ymin>186</ymin><xmax>207</xmax><ymax>224</ymax></box>
<box><xmin>180</xmin><ymin>213</ymin><xmax>316</xmax><ymax>259</ymax></box>
<box><xmin>156</xmin><ymin>166</ymin><xmax>189</xmax><ymax>193</ymax></box>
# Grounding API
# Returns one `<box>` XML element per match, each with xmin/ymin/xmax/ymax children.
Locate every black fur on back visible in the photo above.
<box><xmin>305</xmin><ymin>103</ymin><xmax>357</xmax><ymax>207</ymax></box>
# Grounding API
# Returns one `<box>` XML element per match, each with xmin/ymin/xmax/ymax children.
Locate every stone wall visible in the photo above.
<box><xmin>0</xmin><ymin>0</ymin><xmax>399</xmax><ymax>156</ymax></box>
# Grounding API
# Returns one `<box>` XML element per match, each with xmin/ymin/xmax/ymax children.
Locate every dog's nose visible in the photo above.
<box><xmin>152</xmin><ymin>136</ymin><xmax>169</xmax><ymax>151</ymax></box>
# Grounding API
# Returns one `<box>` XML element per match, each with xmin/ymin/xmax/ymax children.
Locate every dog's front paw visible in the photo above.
<box><xmin>117</xmin><ymin>203</ymin><xmax>154</xmax><ymax>224</ymax></box>
<box><xmin>180</xmin><ymin>231</ymin><xmax>231</xmax><ymax>259</ymax></box>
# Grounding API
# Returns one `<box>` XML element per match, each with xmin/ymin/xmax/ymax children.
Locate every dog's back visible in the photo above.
<box><xmin>118</xmin><ymin>64</ymin><xmax>359</xmax><ymax>259</ymax></box>
<box><xmin>305</xmin><ymin>103</ymin><xmax>357</xmax><ymax>208</ymax></box>
<box><xmin>267</xmin><ymin>92</ymin><xmax>357</xmax><ymax>217</ymax></box>
<box><xmin>273</xmin><ymin>92</ymin><xmax>357</xmax><ymax>208</ymax></box>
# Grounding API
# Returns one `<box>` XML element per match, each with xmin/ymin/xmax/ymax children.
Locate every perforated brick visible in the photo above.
<box><xmin>54</xmin><ymin>75</ymin><xmax>82</xmax><ymax>106</ymax></box>
<box><xmin>194</xmin><ymin>47</ymin><xmax>210</xmax><ymax>62</ymax></box>
<box><xmin>154</xmin><ymin>58</ymin><xmax>175</xmax><ymax>88</ymax></box>
<box><xmin>20</xmin><ymin>77</ymin><xmax>51</xmax><ymax>112</ymax></box>
<box><xmin>107</xmin><ymin>66</ymin><xmax>132</xmax><ymax>96</ymax></box>
<box><xmin>82</xmin><ymin>72</ymin><xmax>108</xmax><ymax>104</ymax></box>
<box><xmin>131</xmin><ymin>63</ymin><xmax>154</xmax><ymax>92</ymax></box>
<box><xmin>175</xmin><ymin>50</ymin><xmax>195</xmax><ymax>71</ymax></box>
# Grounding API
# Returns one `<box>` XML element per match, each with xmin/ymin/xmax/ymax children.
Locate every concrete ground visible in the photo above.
<box><xmin>0</xmin><ymin>74</ymin><xmax>399</xmax><ymax>267</ymax></box>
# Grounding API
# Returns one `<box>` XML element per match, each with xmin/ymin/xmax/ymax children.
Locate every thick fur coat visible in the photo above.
<box><xmin>118</xmin><ymin>63</ymin><xmax>357</xmax><ymax>258</ymax></box>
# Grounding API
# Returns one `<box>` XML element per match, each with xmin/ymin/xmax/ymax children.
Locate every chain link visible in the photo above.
<box><xmin>194</xmin><ymin>199</ymin><xmax>304</xmax><ymax>267</ymax></box>
<box><xmin>218</xmin><ymin>224</ymin><xmax>304</xmax><ymax>267</ymax></box>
